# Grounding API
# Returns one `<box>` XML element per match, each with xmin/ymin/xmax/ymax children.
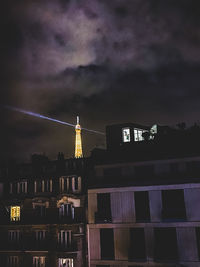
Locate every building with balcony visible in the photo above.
<box><xmin>0</xmin><ymin>154</ymin><xmax>91</xmax><ymax>267</ymax></box>
<box><xmin>88</xmin><ymin>123</ymin><xmax>200</xmax><ymax>267</ymax></box>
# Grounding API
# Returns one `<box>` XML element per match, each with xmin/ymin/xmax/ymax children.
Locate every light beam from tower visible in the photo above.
<box><xmin>75</xmin><ymin>116</ymin><xmax>83</xmax><ymax>158</ymax></box>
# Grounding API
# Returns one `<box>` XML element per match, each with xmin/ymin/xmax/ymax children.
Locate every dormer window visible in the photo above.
<box><xmin>122</xmin><ymin>128</ymin><xmax>131</xmax><ymax>142</ymax></box>
<box><xmin>10</xmin><ymin>206</ymin><xmax>20</xmax><ymax>222</ymax></box>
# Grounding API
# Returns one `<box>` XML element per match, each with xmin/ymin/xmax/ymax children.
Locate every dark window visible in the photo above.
<box><xmin>196</xmin><ymin>228</ymin><xmax>200</xmax><ymax>259</ymax></box>
<box><xmin>100</xmin><ymin>229</ymin><xmax>114</xmax><ymax>260</ymax></box>
<box><xmin>154</xmin><ymin>228</ymin><xmax>178</xmax><ymax>261</ymax></box>
<box><xmin>63</xmin><ymin>178</ymin><xmax>68</xmax><ymax>192</ymax></box>
<box><xmin>44</xmin><ymin>180</ymin><xmax>51</xmax><ymax>192</ymax></box>
<box><xmin>96</xmin><ymin>193</ymin><xmax>112</xmax><ymax>223</ymax></box>
<box><xmin>35</xmin><ymin>205</ymin><xmax>46</xmax><ymax>217</ymax></box>
<box><xmin>37</xmin><ymin>180</ymin><xmax>42</xmax><ymax>192</ymax></box>
<box><xmin>162</xmin><ymin>190</ymin><xmax>186</xmax><ymax>221</ymax></box>
<box><xmin>129</xmin><ymin>228</ymin><xmax>146</xmax><ymax>261</ymax></box>
<box><xmin>59</xmin><ymin>204</ymin><xmax>74</xmax><ymax>221</ymax></box>
<box><xmin>134</xmin><ymin>191</ymin><xmax>150</xmax><ymax>222</ymax></box>
<box><xmin>74</xmin><ymin>177</ymin><xmax>79</xmax><ymax>190</ymax></box>
<box><xmin>69</xmin><ymin>178</ymin><xmax>72</xmax><ymax>192</ymax></box>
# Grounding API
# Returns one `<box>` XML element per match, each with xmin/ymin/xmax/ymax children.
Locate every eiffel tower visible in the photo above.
<box><xmin>75</xmin><ymin>116</ymin><xmax>83</xmax><ymax>158</ymax></box>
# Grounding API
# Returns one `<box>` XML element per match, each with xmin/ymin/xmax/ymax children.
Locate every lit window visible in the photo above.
<box><xmin>33</xmin><ymin>256</ymin><xmax>45</xmax><ymax>267</ymax></box>
<box><xmin>58</xmin><ymin>258</ymin><xmax>73</xmax><ymax>267</ymax></box>
<box><xmin>134</xmin><ymin>128</ymin><xmax>146</xmax><ymax>142</ymax></box>
<box><xmin>122</xmin><ymin>128</ymin><xmax>131</xmax><ymax>142</ymax></box>
<box><xmin>10</xmin><ymin>206</ymin><xmax>20</xmax><ymax>222</ymax></box>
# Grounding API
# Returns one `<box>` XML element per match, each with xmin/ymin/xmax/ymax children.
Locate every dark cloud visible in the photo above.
<box><xmin>1</xmin><ymin>0</ymin><xmax>200</xmax><ymax>161</ymax></box>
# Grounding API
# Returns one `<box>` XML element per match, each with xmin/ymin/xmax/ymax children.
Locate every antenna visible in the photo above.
<box><xmin>77</xmin><ymin>116</ymin><xmax>79</xmax><ymax>125</ymax></box>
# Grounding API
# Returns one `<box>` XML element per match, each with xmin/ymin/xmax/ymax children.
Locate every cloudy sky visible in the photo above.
<box><xmin>1</xmin><ymin>0</ymin><xmax>200</xmax><ymax>161</ymax></box>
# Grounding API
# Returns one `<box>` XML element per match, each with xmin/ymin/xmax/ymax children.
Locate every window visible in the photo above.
<box><xmin>35</xmin><ymin>230</ymin><xmax>46</xmax><ymax>241</ymax></box>
<box><xmin>134</xmin><ymin>191</ymin><xmax>150</xmax><ymax>222</ymax></box>
<box><xmin>7</xmin><ymin>256</ymin><xmax>19</xmax><ymax>267</ymax></box>
<box><xmin>33</xmin><ymin>257</ymin><xmax>45</xmax><ymax>267</ymax></box>
<box><xmin>162</xmin><ymin>190</ymin><xmax>186</xmax><ymax>220</ymax></box>
<box><xmin>17</xmin><ymin>181</ymin><xmax>27</xmax><ymax>194</ymax></box>
<box><xmin>34</xmin><ymin>205</ymin><xmax>46</xmax><ymax>218</ymax></box>
<box><xmin>129</xmin><ymin>228</ymin><xmax>146</xmax><ymax>261</ymax></box>
<box><xmin>8</xmin><ymin>230</ymin><xmax>20</xmax><ymax>243</ymax></box>
<box><xmin>58</xmin><ymin>230</ymin><xmax>72</xmax><ymax>248</ymax></box>
<box><xmin>100</xmin><ymin>229</ymin><xmax>114</xmax><ymax>260</ymax></box>
<box><xmin>96</xmin><ymin>193</ymin><xmax>112</xmax><ymax>223</ymax></box>
<box><xmin>58</xmin><ymin>258</ymin><xmax>73</xmax><ymax>267</ymax></box>
<box><xmin>60</xmin><ymin>176</ymin><xmax>80</xmax><ymax>192</ymax></box>
<box><xmin>74</xmin><ymin>176</ymin><xmax>81</xmax><ymax>191</ymax></box>
<box><xmin>154</xmin><ymin>228</ymin><xmax>178</xmax><ymax>261</ymax></box>
<box><xmin>59</xmin><ymin>204</ymin><xmax>74</xmax><ymax>220</ymax></box>
<box><xmin>44</xmin><ymin>180</ymin><xmax>52</xmax><ymax>192</ymax></box>
<box><xmin>35</xmin><ymin>180</ymin><xmax>52</xmax><ymax>193</ymax></box>
<box><xmin>134</xmin><ymin>128</ymin><xmax>146</xmax><ymax>142</ymax></box>
<box><xmin>122</xmin><ymin>128</ymin><xmax>131</xmax><ymax>142</ymax></box>
<box><xmin>10</xmin><ymin>206</ymin><xmax>20</xmax><ymax>222</ymax></box>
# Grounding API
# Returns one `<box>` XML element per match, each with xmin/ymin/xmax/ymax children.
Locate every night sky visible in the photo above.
<box><xmin>1</xmin><ymin>0</ymin><xmax>200</xmax><ymax>161</ymax></box>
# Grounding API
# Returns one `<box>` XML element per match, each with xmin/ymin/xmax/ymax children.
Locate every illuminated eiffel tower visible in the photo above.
<box><xmin>75</xmin><ymin>116</ymin><xmax>83</xmax><ymax>158</ymax></box>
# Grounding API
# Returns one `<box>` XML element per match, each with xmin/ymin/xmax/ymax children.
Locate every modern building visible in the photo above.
<box><xmin>88</xmin><ymin>123</ymin><xmax>200</xmax><ymax>267</ymax></box>
<box><xmin>0</xmin><ymin>154</ymin><xmax>91</xmax><ymax>267</ymax></box>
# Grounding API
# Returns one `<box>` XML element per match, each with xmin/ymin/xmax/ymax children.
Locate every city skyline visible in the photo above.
<box><xmin>1</xmin><ymin>0</ymin><xmax>200</xmax><ymax>161</ymax></box>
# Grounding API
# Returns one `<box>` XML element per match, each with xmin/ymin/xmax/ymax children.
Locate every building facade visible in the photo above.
<box><xmin>88</xmin><ymin>157</ymin><xmax>200</xmax><ymax>267</ymax></box>
<box><xmin>0</xmin><ymin>155</ymin><xmax>90</xmax><ymax>267</ymax></box>
<box><xmin>88</xmin><ymin>123</ymin><xmax>200</xmax><ymax>267</ymax></box>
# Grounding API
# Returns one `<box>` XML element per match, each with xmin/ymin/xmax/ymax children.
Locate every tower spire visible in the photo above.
<box><xmin>75</xmin><ymin>115</ymin><xmax>83</xmax><ymax>158</ymax></box>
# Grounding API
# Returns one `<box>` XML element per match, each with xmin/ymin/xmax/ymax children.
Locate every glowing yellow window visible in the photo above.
<box><xmin>10</xmin><ymin>206</ymin><xmax>20</xmax><ymax>222</ymax></box>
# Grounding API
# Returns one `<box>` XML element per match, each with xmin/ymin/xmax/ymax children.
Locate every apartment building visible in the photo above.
<box><xmin>88</xmin><ymin>123</ymin><xmax>200</xmax><ymax>267</ymax></box>
<box><xmin>88</xmin><ymin>157</ymin><xmax>200</xmax><ymax>267</ymax></box>
<box><xmin>0</xmin><ymin>154</ymin><xmax>90</xmax><ymax>267</ymax></box>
